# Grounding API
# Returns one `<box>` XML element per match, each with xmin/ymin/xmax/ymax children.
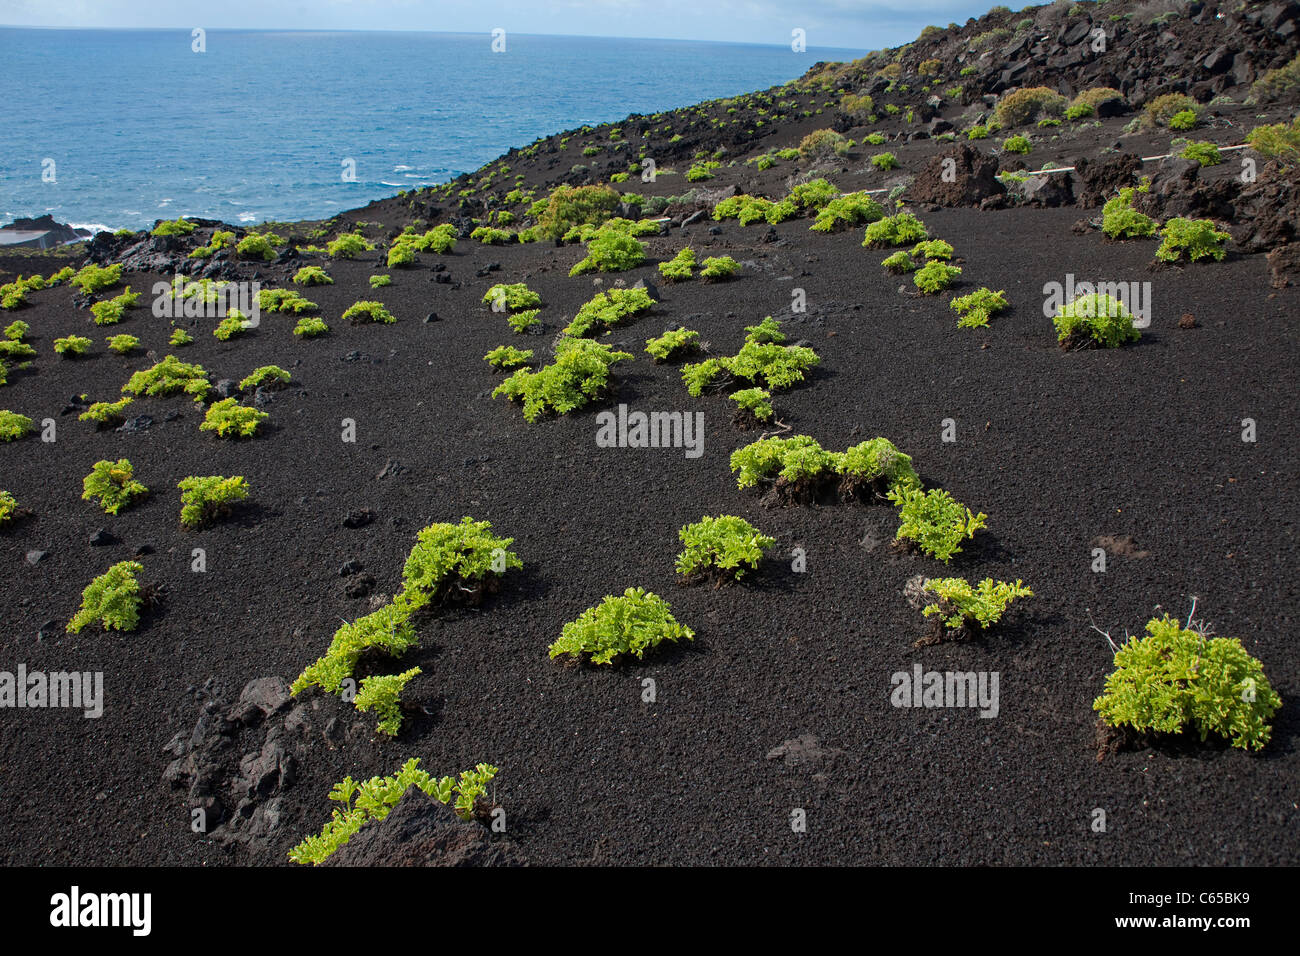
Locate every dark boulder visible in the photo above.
<box><xmin>905</xmin><ymin>144</ymin><xmax>1004</xmax><ymax>207</ymax></box>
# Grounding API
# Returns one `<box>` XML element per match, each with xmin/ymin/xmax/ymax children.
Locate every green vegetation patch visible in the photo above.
<box><xmin>549</xmin><ymin>587</ymin><xmax>694</xmax><ymax>664</ymax></box>
<box><xmin>68</xmin><ymin>561</ymin><xmax>145</xmax><ymax>633</ymax></box>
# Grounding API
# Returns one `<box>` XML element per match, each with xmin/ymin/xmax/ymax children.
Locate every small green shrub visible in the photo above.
<box><xmin>645</xmin><ymin>327</ymin><xmax>699</xmax><ymax>362</ymax></box>
<box><xmin>342</xmin><ymin>300</ymin><xmax>396</xmax><ymax>324</ymax></box>
<box><xmin>256</xmin><ymin>288</ymin><xmax>318</xmax><ymax>313</ymax></box>
<box><xmin>1178</xmin><ymin>140</ymin><xmax>1222</xmax><ymax>166</ymax></box>
<box><xmin>189</xmin><ymin>229</ymin><xmax>235</xmax><ymax>258</ymax></box>
<box><xmin>950</xmin><ymin>287</ymin><xmax>1009</xmax><ymax>328</ymax></box>
<box><xmin>1142</xmin><ymin>93</ymin><xmax>1202</xmax><ymax>129</ymax></box>
<box><xmin>658</xmin><ymin>247</ymin><xmax>696</xmax><ymax>281</ymax></box>
<box><xmin>549</xmin><ymin>587</ymin><xmax>694</xmax><ymax>664</ymax></box>
<box><xmin>1168</xmin><ymin>109</ymin><xmax>1198</xmax><ymax>131</ymax></box>
<box><xmin>288</xmin><ymin>759</ymin><xmax>500</xmax><ymax>865</ymax></box>
<box><xmin>79</xmin><ymin>397</ymin><xmax>133</xmax><ymax>428</ymax></box>
<box><xmin>293</xmin><ymin>266</ymin><xmax>334</xmax><ymax>287</ymax></box>
<box><xmin>810</xmin><ymin>192</ymin><xmax>885</xmax><ymax>232</ymax></box>
<box><xmin>911</xmin><ymin>239</ymin><xmax>954</xmax><ymax>261</ymax></box>
<box><xmin>871</xmin><ymin>151</ymin><xmax>899</xmax><ymax>170</ymax></box>
<box><xmin>236</xmin><ymin>232</ymin><xmax>282</xmax><ymax>261</ymax></box>
<box><xmin>201</xmin><ymin>398</ymin><xmax>267</xmax><ymax>438</ymax></box>
<box><xmin>178</xmin><ymin>475</ymin><xmax>249</xmax><ymax>529</ymax></box>
<box><xmin>152</xmin><ymin>218</ymin><xmax>195</xmax><ymax>236</ymax></box>
<box><xmin>865</xmin><ymin>132</ymin><xmax>887</xmax><ymax>146</ymax></box>
<box><xmin>239</xmin><ymin>365</ymin><xmax>290</xmax><ymax>391</ymax></box>
<box><xmin>213</xmin><ymin>312</ymin><xmax>250</xmax><ymax>341</ymax></box>
<box><xmin>326</xmin><ymin>232</ymin><xmax>376</xmax><ymax>258</ymax></box>
<box><xmin>1003</xmin><ymin>134</ymin><xmax>1032</xmax><ymax>154</ymax></box>
<box><xmin>1156</xmin><ymin>217</ymin><xmax>1230</xmax><ymax>263</ymax></box>
<box><xmin>493</xmin><ymin>337</ymin><xmax>632</xmax><ymax>423</ymax></box>
<box><xmin>82</xmin><ymin>458</ymin><xmax>147</xmax><ymax>515</ymax></box>
<box><xmin>730</xmin><ymin>435</ymin><xmax>839</xmax><ymax>491</ymax></box>
<box><xmin>676</xmin><ymin>515</ymin><xmax>775</xmax><ymax>583</ymax></box>
<box><xmin>730</xmin><ymin>387</ymin><xmax>774</xmax><ymax>422</ymax></box>
<box><xmin>0</xmin><ymin>410</ymin><xmax>33</xmax><ymax>441</ymax></box>
<box><xmin>569</xmin><ymin>228</ymin><xmax>646</xmax><ymax>276</ymax></box>
<box><xmin>1053</xmin><ymin>293</ymin><xmax>1141</xmax><ymax>348</ymax></box>
<box><xmin>483</xmin><ymin>282</ymin><xmax>542</xmax><ymax>313</ymax></box>
<box><xmin>471</xmin><ymin>225</ymin><xmax>516</xmax><ymax>245</ymax></box>
<box><xmin>863</xmin><ymin>213</ymin><xmax>928</xmax><ymax>247</ymax></box>
<box><xmin>1250</xmin><ymin>51</ymin><xmax>1300</xmax><ymax>103</ymax></box>
<box><xmin>106</xmin><ymin>334</ymin><xmax>140</xmax><ymax>355</ymax></box>
<box><xmin>564</xmin><ymin>287</ymin><xmax>655</xmax><ymax>338</ymax></box>
<box><xmin>485</xmin><ymin>345</ymin><xmax>533</xmax><ymax>369</ymax></box>
<box><xmin>53</xmin><ymin>335</ymin><xmax>93</xmax><ymax>358</ymax></box>
<box><xmin>67</xmin><ymin>561</ymin><xmax>145</xmax><ymax>633</ymax></box>
<box><xmin>913</xmin><ymin>261</ymin><xmax>961</xmax><ymax>294</ymax></box>
<box><xmin>71</xmin><ymin>264</ymin><xmax>123</xmax><ymax>295</ymax></box>
<box><xmin>700</xmin><ymin>255</ymin><xmax>740</xmax><ymax>280</ymax></box>
<box><xmin>355</xmin><ymin>667</ymin><xmax>422</xmax><ymax>737</ymax></box>
<box><xmin>888</xmin><ymin>486</ymin><xmax>987</xmax><ymax>562</ymax></box>
<box><xmin>1094</xmin><ymin>615</ymin><xmax>1281</xmax><ymax>751</ymax></box>
<box><xmin>686</xmin><ymin>161</ymin><xmax>719</xmax><ymax>182</ymax></box>
<box><xmin>920</xmin><ymin>577</ymin><xmax>1032</xmax><ymax>631</ymax></box>
<box><xmin>1245</xmin><ymin>115</ymin><xmax>1300</xmax><ymax>165</ymax></box>
<box><xmin>967</xmin><ymin>125</ymin><xmax>990</xmax><ymax>140</ymax></box>
<box><xmin>881</xmin><ymin>251</ymin><xmax>916</xmax><ymax>274</ymax></box>
<box><xmin>0</xmin><ymin>489</ymin><xmax>21</xmax><ymax>525</ymax></box>
<box><xmin>798</xmin><ymin>128</ymin><xmax>849</xmax><ymax>157</ymax></box>
<box><xmin>994</xmin><ymin>87</ymin><xmax>1066</xmax><ymax>127</ymax></box>
<box><xmin>369</xmin><ymin>274</ymin><xmax>392</xmax><ymax>289</ymax></box>
<box><xmin>506</xmin><ymin>309</ymin><xmax>542</xmax><ymax>333</ymax></box>
<box><xmin>169</xmin><ymin>328</ymin><xmax>193</xmax><ymax>346</ymax></box>
<box><xmin>529</xmin><ymin>184</ymin><xmax>622</xmax><ymax>241</ymax></box>
<box><xmin>90</xmin><ymin>287</ymin><xmax>140</xmax><ymax>326</ymax></box>
<box><xmin>294</xmin><ymin>316</ymin><xmax>329</xmax><ymax>338</ymax></box>
<box><xmin>837</xmin><ymin>437</ymin><xmax>919</xmax><ymax>498</ymax></box>
<box><xmin>0</xmin><ymin>340</ymin><xmax>36</xmax><ymax>363</ymax></box>
<box><xmin>1101</xmin><ymin>188</ymin><xmax>1157</xmax><ymax>239</ymax></box>
<box><xmin>4</xmin><ymin>320</ymin><xmax>29</xmax><ymax>341</ymax></box>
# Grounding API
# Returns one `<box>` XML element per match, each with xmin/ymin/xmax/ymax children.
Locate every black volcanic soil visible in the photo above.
<box><xmin>2</xmin><ymin>0</ymin><xmax>1299</xmax><ymax>866</ymax></box>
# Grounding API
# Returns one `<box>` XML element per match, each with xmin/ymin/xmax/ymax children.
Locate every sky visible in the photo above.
<box><xmin>0</xmin><ymin>0</ymin><xmax>1026</xmax><ymax>50</ymax></box>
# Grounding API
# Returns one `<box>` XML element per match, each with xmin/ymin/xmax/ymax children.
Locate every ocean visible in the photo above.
<box><xmin>0</xmin><ymin>28</ymin><xmax>862</xmax><ymax>233</ymax></box>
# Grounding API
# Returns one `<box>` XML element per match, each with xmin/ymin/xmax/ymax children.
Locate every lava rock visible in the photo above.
<box><xmin>324</xmin><ymin>788</ymin><xmax>523</xmax><ymax>866</ymax></box>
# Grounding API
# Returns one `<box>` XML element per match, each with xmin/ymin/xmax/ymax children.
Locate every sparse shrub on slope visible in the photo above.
<box><xmin>178</xmin><ymin>475</ymin><xmax>249</xmax><ymax>529</ymax></box>
<box><xmin>950</xmin><ymin>288</ymin><xmax>1009</xmax><ymax>328</ymax></box>
<box><xmin>863</xmin><ymin>213</ymin><xmax>928</xmax><ymax>248</ymax></box>
<box><xmin>1094</xmin><ymin>615</ymin><xmax>1281</xmax><ymax>751</ymax></box>
<box><xmin>676</xmin><ymin>515</ymin><xmax>775</xmax><ymax>583</ymax></box>
<box><xmin>564</xmin><ymin>287</ymin><xmax>655</xmax><ymax>338</ymax></box>
<box><xmin>1246</xmin><ymin>115</ymin><xmax>1300</xmax><ymax>165</ymax></box>
<box><xmin>1101</xmin><ymin>187</ymin><xmax>1157</xmax><ymax>240</ymax></box>
<box><xmin>1141</xmin><ymin>93</ymin><xmax>1202</xmax><ymax>129</ymax></box>
<box><xmin>888</xmin><ymin>486</ymin><xmax>986</xmax><ymax>563</ymax></box>
<box><xmin>699</xmin><ymin>255</ymin><xmax>740</xmax><ymax>280</ymax></box>
<box><xmin>342</xmin><ymin>300</ymin><xmax>396</xmax><ymax>324</ymax></box>
<box><xmin>918</xmin><ymin>577</ymin><xmax>1032</xmax><ymax>641</ymax></box>
<box><xmin>123</xmin><ymin>355</ymin><xmax>210</xmax><ymax>402</ymax></box>
<box><xmin>1053</xmin><ymin>293</ymin><xmax>1141</xmax><ymax>349</ymax></box>
<box><xmin>354</xmin><ymin>667</ymin><xmax>422</xmax><ymax>737</ymax></box>
<box><xmin>1156</xmin><ymin>217</ymin><xmax>1230</xmax><ymax>262</ymax></box>
<box><xmin>810</xmin><ymin>191</ymin><xmax>885</xmax><ymax>232</ymax></box>
<box><xmin>549</xmin><ymin>587</ymin><xmax>694</xmax><ymax>664</ymax></box>
<box><xmin>658</xmin><ymin>247</ymin><xmax>697</xmax><ymax>281</ymax></box>
<box><xmin>82</xmin><ymin>458</ymin><xmax>147</xmax><ymax>515</ymax></box>
<box><xmin>645</xmin><ymin>327</ymin><xmax>699</xmax><ymax>362</ymax></box>
<box><xmin>530</xmin><ymin>184</ymin><xmax>622</xmax><ymax>241</ymax></box>
<box><xmin>327</xmin><ymin>232</ymin><xmax>376</xmax><ymax>258</ymax></box>
<box><xmin>994</xmin><ymin>87</ymin><xmax>1066</xmax><ymax>127</ymax></box>
<box><xmin>68</xmin><ymin>561</ymin><xmax>144</xmax><ymax>633</ymax></box>
<box><xmin>201</xmin><ymin>398</ymin><xmax>268</xmax><ymax>438</ymax></box>
<box><xmin>836</xmin><ymin>438</ymin><xmax>919</xmax><ymax>500</ymax></box>
<box><xmin>493</xmin><ymin>336</ymin><xmax>632</xmax><ymax>423</ymax></box>
<box><xmin>569</xmin><ymin>227</ymin><xmax>646</xmax><ymax>275</ymax></box>
<box><xmin>0</xmin><ymin>410</ymin><xmax>33</xmax><ymax>441</ymax></box>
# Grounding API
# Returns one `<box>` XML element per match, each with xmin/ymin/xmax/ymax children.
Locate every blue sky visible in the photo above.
<box><xmin>1</xmin><ymin>0</ymin><xmax>1024</xmax><ymax>49</ymax></box>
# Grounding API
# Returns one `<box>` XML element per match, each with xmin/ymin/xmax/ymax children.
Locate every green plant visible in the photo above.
<box><xmin>506</xmin><ymin>309</ymin><xmax>542</xmax><ymax>333</ymax></box>
<box><xmin>881</xmin><ymin>250</ymin><xmax>916</xmax><ymax>274</ymax></box>
<box><xmin>1094</xmin><ymin>615</ymin><xmax>1281</xmax><ymax>751</ymax></box>
<box><xmin>294</xmin><ymin>316</ymin><xmax>329</xmax><ymax>337</ymax></box>
<box><xmin>995</xmin><ymin>87</ymin><xmax>1066</xmax><ymax>127</ymax></box>
<box><xmin>236</xmin><ymin>232</ymin><xmax>282</xmax><ymax>261</ymax></box>
<box><xmin>257</xmin><ymin>287</ymin><xmax>318</xmax><ymax>314</ymax></box>
<box><xmin>837</xmin><ymin>437</ymin><xmax>919</xmax><ymax>498</ymax></box>
<box><xmin>913</xmin><ymin>260</ymin><xmax>961</xmax><ymax>294</ymax></box>
<box><xmin>1142</xmin><ymin>92</ymin><xmax>1202</xmax><ymax>129</ymax></box>
<box><xmin>730</xmin><ymin>387</ymin><xmax>774</xmax><ymax>422</ymax></box>
<box><xmin>967</xmin><ymin>125</ymin><xmax>990</xmax><ymax>140</ymax></box>
<box><xmin>1053</xmin><ymin>293</ymin><xmax>1141</xmax><ymax>348</ymax></box>
<box><xmin>342</xmin><ymin>300</ymin><xmax>396</xmax><ymax>324</ymax></box>
<box><xmin>1101</xmin><ymin>188</ymin><xmax>1157</xmax><ymax>239</ymax></box>
<box><xmin>1003</xmin><ymin>134</ymin><xmax>1032</xmax><ymax>154</ymax></box>
<box><xmin>106</xmin><ymin>334</ymin><xmax>140</xmax><ymax>355</ymax></box>
<box><xmin>292</xmin><ymin>603</ymin><xmax>418</xmax><ymax>696</ymax></box>
<box><xmin>950</xmin><ymin>287</ymin><xmax>1009</xmax><ymax>328</ymax></box>
<box><xmin>169</xmin><ymin>328</ymin><xmax>193</xmax><ymax>346</ymax></box>
<box><xmin>213</xmin><ymin>312</ymin><xmax>249</xmax><ymax>341</ymax></box>
<box><xmin>485</xmin><ymin>345</ymin><xmax>533</xmax><ymax>369</ymax></box>
<box><xmin>200</xmin><ymin>398</ymin><xmax>267</xmax><ymax>438</ymax></box>
<box><xmin>0</xmin><ymin>410</ymin><xmax>33</xmax><ymax>441</ymax></box>
<box><xmin>82</xmin><ymin>458</ymin><xmax>147</xmax><ymax>515</ymax></box>
<box><xmin>569</xmin><ymin>228</ymin><xmax>646</xmax><ymax>275</ymax></box>
<box><xmin>1070</xmin><ymin>87</ymin><xmax>1124</xmax><ymax>119</ymax></box>
<box><xmin>189</xmin><ymin>230</ymin><xmax>235</xmax><ymax>258</ymax></box>
<box><xmin>871</xmin><ymin>151</ymin><xmax>899</xmax><ymax>170</ymax></box>
<box><xmin>326</xmin><ymin>232</ymin><xmax>375</xmax><ymax>258</ymax></box>
<box><xmin>1156</xmin><ymin>217</ymin><xmax>1231</xmax><ymax>263</ymax></box>
<box><xmin>865</xmin><ymin>132</ymin><xmax>887</xmax><ymax>146</ymax></box>
<box><xmin>1168</xmin><ymin>109</ymin><xmax>1198</xmax><ymax>131</ymax></box>
<box><xmin>645</xmin><ymin>327</ymin><xmax>699</xmax><ymax>362</ymax></box>
<box><xmin>494</xmin><ymin>337</ymin><xmax>632</xmax><ymax>422</ymax></box>
<box><xmin>79</xmin><ymin>397</ymin><xmax>133</xmax><ymax>428</ymax></box>
<box><xmin>840</xmin><ymin>92</ymin><xmax>875</xmax><ymax>121</ymax></box>
<box><xmin>529</xmin><ymin>184</ymin><xmax>622</xmax><ymax>240</ymax></box>
<box><xmin>152</xmin><ymin>217</ymin><xmax>195</xmax><ymax>236</ymax></box>
<box><xmin>700</xmin><ymin>255</ymin><xmax>740</xmax><ymax>280</ymax></box>
<box><xmin>354</xmin><ymin>667</ymin><xmax>422</xmax><ymax>736</ymax></box>
<box><xmin>564</xmin><ymin>287</ymin><xmax>655</xmax><ymax>338</ymax></box>
<box><xmin>483</xmin><ymin>283</ymin><xmax>542</xmax><ymax>312</ymax></box>
<box><xmin>0</xmin><ymin>489</ymin><xmax>21</xmax><ymax>525</ymax></box>
<box><xmin>0</xmin><ymin>340</ymin><xmax>36</xmax><ymax>364</ymax></box>
<box><xmin>549</xmin><ymin>587</ymin><xmax>694</xmax><ymax>664</ymax></box>
<box><xmin>470</xmin><ymin>225</ymin><xmax>515</xmax><ymax>245</ymax></box>
<box><xmin>730</xmin><ymin>435</ymin><xmax>839</xmax><ymax>491</ymax></box>
<box><xmin>1250</xmin><ymin>51</ymin><xmax>1300</xmax><ymax>102</ymax></box>
<box><xmin>1246</xmin><ymin>115</ymin><xmax>1300</xmax><ymax>165</ymax></box>
<box><xmin>238</xmin><ymin>365</ymin><xmax>290</xmax><ymax>391</ymax></box>
<box><xmin>90</xmin><ymin>288</ymin><xmax>140</xmax><ymax>326</ymax></box>
<box><xmin>71</xmin><ymin>264</ymin><xmax>122</xmax><ymax>295</ymax></box>
<box><xmin>4</xmin><ymin>320</ymin><xmax>29</xmax><ymax>341</ymax></box>
<box><xmin>369</xmin><ymin>274</ymin><xmax>392</xmax><ymax>288</ymax></box>
<box><xmin>676</xmin><ymin>515</ymin><xmax>775</xmax><ymax>583</ymax></box>
<box><xmin>288</xmin><ymin>759</ymin><xmax>500</xmax><ymax>865</ymax></box>
<box><xmin>686</xmin><ymin>161</ymin><xmax>719</xmax><ymax>182</ymax></box>
<box><xmin>1178</xmin><ymin>140</ymin><xmax>1221</xmax><ymax>166</ymax></box>
<box><xmin>810</xmin><ymin>192</ymin><xmax>885</xmax><ymax>232</ymax></box>
<box><xmin>888</xmin><ymin>486</ymin><xmax>987</xmax><ymax>562</ymax></box>
<box><xmin>659</xmin><ymin>247</ymin><xmax>697</xmax><ymax>281</ymax></box>
<box><xmin>911</xmin><ymin>239</ymin><xmax>953</xmax><ymax>261</ymax></box>
<box><xmin>920</xmin><ymin>577</ymin><xmax>1032</xmax><ymax>631</ymax></box>
<box><xmin>798</xmin><ymin>128</ymin><xmax>849</xmax><ymax>157</ymax></box>
<box><xmin>863</xmin><ymin>213</ymin><xmax>928</xmax><ymax>248</ymax></box>
<box><xmin>178</xmin><ymin>475</ymin><xmax>249</xmax><ymax>529</ymax></box>
<box><xmin>293</xmin><ymin>265</ymin><xmax>334</xmax><ymax>286</ymax></box>
<box><xmin>67</xmin><ymin>561</ymin><xmax>145</xmax><ymax>633</ymax></box>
